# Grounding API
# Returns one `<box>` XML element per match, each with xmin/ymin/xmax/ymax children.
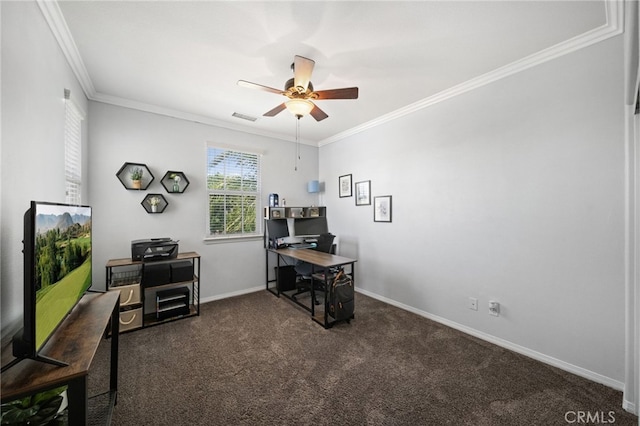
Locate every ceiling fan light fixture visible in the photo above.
<box><xmin>239</xmin><ymin>55</ymin><xmax>357</xmax><ymax>122</ymax></box>
<box><xmin>285</xmin><ymin>99</ymin><xmax>314</xmax><ymax>117</ymax></box>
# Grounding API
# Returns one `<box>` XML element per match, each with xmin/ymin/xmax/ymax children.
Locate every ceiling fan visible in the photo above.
<box><xmin>237</xmin><ymin>55</ymin><xmax>358</xmax><ymax>122</ymax></box>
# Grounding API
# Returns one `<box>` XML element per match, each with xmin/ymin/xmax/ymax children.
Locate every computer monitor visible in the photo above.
<box><xmin>293</xmin><ymin>217</ymin><xmax>328</xmax><ymax>238</ymax></box>
<box><xmin>266</xmin><ymin>219</ymin><xmax>289</xmax><ymax>239</ymax></box>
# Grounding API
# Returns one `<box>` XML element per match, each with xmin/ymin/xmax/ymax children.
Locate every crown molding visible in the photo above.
<box><xmin>318</xmin><ymin>0</ymin><xmax>623</xmax><ymax>146</ymax></box>
<box><xmin>39</xmin><ymin>0</ymin><xmax>623</xmax><ymax>148</ymax></box>
<box><xmin>91</xmin><ymin>92</ymin><xmax>315</xmax><ymax>146</ymax></box>
<box><xmin>37</xmin><ymin>0</ymin><xmax>316</xmax><ymax>146</ymax></box>
<box><xmin>37</xmin><ymin>0</ymin><xmax>96</xmax><ymax>98</ymax></box>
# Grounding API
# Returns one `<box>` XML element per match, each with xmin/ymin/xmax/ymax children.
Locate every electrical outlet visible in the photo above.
<box><xmin>468</xmin><ymin>297</ymin><xmax>478</xmax><ymax>311</ymax></box>
<box><xmin>489</xmin><ymin>301</ymin><xmax>500</xmax><ymax>316</ymax></box>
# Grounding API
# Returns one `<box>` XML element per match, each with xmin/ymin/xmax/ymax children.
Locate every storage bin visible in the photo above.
<box><xmin>109</xmin><ymin>283</ymin><xmax>141</xmax><ymax>307</ymax></box>
<box><xmin>110</xmin><ymin>268</ymin><xmax>141</xmax><ymax>286</ymax></box>
<box><xmin>119</xmin><ymin>307</ymin><xmax>143</xmax><ymax>332</ymax></box>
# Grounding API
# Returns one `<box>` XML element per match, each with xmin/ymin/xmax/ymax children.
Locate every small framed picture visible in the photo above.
<box><xmin>374</xmin><ymin>195</ymin><xmax>392</xmax><ymax>222</ymax></box>
<box><xmin>355</xmin><ymin>180</ymin><xmax>371</xmax><ymax>206</ymax></box>
<box><xmin>339</xmin><ymin>174</ymin><xmax>352</xmax><ymax>198</ymax></box>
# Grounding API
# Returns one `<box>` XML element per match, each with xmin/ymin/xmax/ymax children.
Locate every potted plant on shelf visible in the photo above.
<box><xmin>130</xmin><ymin>167</ymin><xmax>144</xmax><ymax>189</ymax></box>
<box><xmin>147</xmin><ymin>196</ymin><xmax>161</xmax><ymax>213</ymax></box>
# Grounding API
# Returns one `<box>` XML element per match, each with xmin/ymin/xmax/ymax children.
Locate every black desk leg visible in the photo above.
<box><xmin>110</xmin><ymin>300</ymin><xmax>119</xmax><ymax>395</ymax></box>
<box><xmin>323</xmin><ymin>268</ymin><xmax>329</xmax><ymax>328</ymax></box>
<box><xmin>351</xmin><ymin>262</ymin><xmax>356</xmax><ymax>320</ymax></box>
<box><xmin>276</xmin><ymin>254</ymin><xmax>281</xmax><ymax>296</ymax></box>
<box><xmin>67</xmin><ymin>375</ymin><xmax>88</xmax><ymax>425</ymax></box>
<box><xmin>310</xmin><ymin>264</ymin><xmax>316</xmax><ymax>317</ymax></box>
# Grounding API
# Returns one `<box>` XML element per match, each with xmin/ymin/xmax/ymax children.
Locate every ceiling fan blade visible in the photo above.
<box><xmin>313</xmin><ymin>87</ymin><xmax>359</xmax><ymax>100</ymax></box>
<box><xmin>309</xmin><ymin>103</ymin><xmax>329</xmax><ymax>122</ymax></box>
<box><xmin>293</xmin><ymin>55</ymin><xmax>315</xmax><ymax>92</ymax></box>
<box><xmin>237</xmin><ymin>80</ymin><xmax>284</xmax><ymax>95</ymax></box>
<box><xmin>263</xmin><ymin>103</ymin><xmax>287</xmax><ymax>117</ymax></box>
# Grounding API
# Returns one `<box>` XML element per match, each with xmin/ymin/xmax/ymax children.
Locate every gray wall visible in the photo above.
<box><xmin>87</xmin><ymin>102</ymin><xmax>319</xmax><ymax>301</ymax></box>
<box><xmin>1</xmin><ymin>1</ymin><xmax>89</xmax><ymax>335</ymax></box>
<box><xmin>320</xmin><ymin>35</ymin><xmax>626</xmax><ymax>386</ymax></box>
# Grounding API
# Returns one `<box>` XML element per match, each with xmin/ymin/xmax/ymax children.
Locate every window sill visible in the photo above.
<box><xmin>203</xmin><ymin>234</ymin><xmax>263</xmax><ymax>244</ymax></box>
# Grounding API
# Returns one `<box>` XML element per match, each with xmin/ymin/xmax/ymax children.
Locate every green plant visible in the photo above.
<box><xmin>1</xmin><ymin>386</ymin><xmax>66</xmax><ymax>426</ymax></box>
<box><xmin>130</xmin><ymin>167</ymin><xmax>144</xmax><ymax>181</ymax></box>
<box><xmin>147</xmin><ymin>196</ymin><xmax>161</xmax><ymax>206</ymax></box>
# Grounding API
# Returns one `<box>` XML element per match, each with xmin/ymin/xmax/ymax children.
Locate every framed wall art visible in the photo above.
<box><xmin>339</xmin><ymin>174</ymin><xmax>352</xmax><ymax>198</ymax></box>
<box><xmin>355</xmin><ymin>180</ymin><xmax>371</xmax><ymax>206</ymax></box>
<box><xmin>374</xmin><ymin>195</ymin><xmax>392</xmax><ymax>222</ymax></box>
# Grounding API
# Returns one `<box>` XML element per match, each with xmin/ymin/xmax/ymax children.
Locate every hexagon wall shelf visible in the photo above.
<box><xmin>116</xmin><ymin>162</ymin><xmax>154</xmax><ymax>190</ymax></box>
<box><xmin>161</xmin><ymin>171</ymin><xmax>190</xmax><ymax>194</ymax></box>
<box><xmin>141</xmin><ymin>193</ymin><xmax>168</xmax><ymax>214</ymax></box>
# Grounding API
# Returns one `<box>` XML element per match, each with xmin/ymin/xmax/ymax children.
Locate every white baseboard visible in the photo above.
<box><xmin>200</xmin><ymin>286</ymin><xmax>264</xmax><ymax>305</ymax></box>
<box><xmin>622</xmin><ymin>399</ymin><xmax>637</xmax><ymax>415</ymax></box>
<box><xmin>199</xmin><ymin>285</ymin><xmax>633</xmax><ymax>412</ymax></box>
<box><xmin>355</xmin><ymin>288</ymin><xmax>626</xmax><ymax>393</ymax></box>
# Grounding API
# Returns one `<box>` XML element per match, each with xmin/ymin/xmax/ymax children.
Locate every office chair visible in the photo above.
<box><xmin>292</xmin><ymin>233</ymin><xmax>335</xmax><ymax>304</ymax></box>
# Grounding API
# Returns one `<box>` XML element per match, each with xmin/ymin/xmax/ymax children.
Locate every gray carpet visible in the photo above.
<box><xmin>88</xmin><ymin>291</ymin><xmax>638</xmax><ymax>425</ymax></box>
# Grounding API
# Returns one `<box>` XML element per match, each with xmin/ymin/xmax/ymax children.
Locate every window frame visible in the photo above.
<box><xmin>205</xmin><ymin>144</ymin><xmax>263</xmax><ymax>242</ymax></box>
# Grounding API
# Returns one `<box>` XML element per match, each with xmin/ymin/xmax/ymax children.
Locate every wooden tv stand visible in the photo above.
<box><xmin>1</xmin><ymin>291</ymin><xmax>120</xmax><ymax>425</ymax></box>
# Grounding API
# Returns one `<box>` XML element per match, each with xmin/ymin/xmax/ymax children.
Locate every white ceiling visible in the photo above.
<box><xmin>53</xmin><ymin>1</ymin><xmax>611</xmax><ymax>145</ymax></box>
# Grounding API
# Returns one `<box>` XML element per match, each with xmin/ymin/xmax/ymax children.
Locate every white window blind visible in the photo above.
<box><xmin>65</xmin><ymin>97</ymin><xmax>83</xmax><ymax>205</ymax></box>
<box><xmin>207</xmin><ymin>146</ymin><xmax>261</xmax><ymax>238</ymax></box>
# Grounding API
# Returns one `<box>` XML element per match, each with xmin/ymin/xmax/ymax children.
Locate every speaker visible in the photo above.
<box><xmin>170</xmin><ymin>261</ymin><xmax>194</xmax><ymax>283</ymax></box>
<box><xmin>142</xmin><ymin>263</ymin><xmax>170</xmax><ymax>287</ymax></box>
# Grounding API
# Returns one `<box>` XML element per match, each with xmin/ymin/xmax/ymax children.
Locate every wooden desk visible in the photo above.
<box><xmin>267</xmin><ymin>248</ymin><xmax>357</xmax><ymax>328</ymax></box>
<box><xmin>1</xmin><ymin>291</ymin><xmax>120</xmax><ymax>425</ymax></box>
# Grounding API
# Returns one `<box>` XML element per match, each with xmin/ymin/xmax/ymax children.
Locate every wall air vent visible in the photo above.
<box><xmin>232</xmin><ymin>112</ymin><xmax>258</xmax><ymax>122</ymax></box>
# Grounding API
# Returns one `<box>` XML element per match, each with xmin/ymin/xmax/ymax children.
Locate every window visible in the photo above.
<box><xmin>64</xmin><ymin>92</ymin><xmax>84</xmax><ymax>205</ymax></box>
<box><xmin>207</xmin><ymin>146</ymin><xmax>261</xmax><ymax>238</ymax></box>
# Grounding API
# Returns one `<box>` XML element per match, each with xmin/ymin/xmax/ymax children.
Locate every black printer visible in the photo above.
<box><xmin>131</xmin><ymin>238</ymin><xmax>179</xmax><ymax>261</ymax></box>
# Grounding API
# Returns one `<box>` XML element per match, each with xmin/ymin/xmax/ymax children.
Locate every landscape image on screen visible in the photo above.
<box><xmin>34</xmin><ymin>204</ymin><xmax>92</xmax><ymax>350</ymax></box>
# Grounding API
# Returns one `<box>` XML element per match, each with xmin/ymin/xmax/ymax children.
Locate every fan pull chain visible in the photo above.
<box><xmin>295</xmin><ymin>116</ymin><xmax>301</xmax><ymax>171</ymax></box>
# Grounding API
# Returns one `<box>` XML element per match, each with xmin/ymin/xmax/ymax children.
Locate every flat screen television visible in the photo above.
<box><xmin>1</xmin><ymin>201</ymin><xmax>93</xmax><ymax>373</ymax></box>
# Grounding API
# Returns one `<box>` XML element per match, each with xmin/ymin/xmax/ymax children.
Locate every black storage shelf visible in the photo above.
<box><xmin>264</xmin><ymin>206</ymin><xmax>326</xmax><ymax>220</ymax></box>
<box><xmin>105</xmin><ymin>252</ymin><xmax>200</xmax><ymax>333</ymax></box>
